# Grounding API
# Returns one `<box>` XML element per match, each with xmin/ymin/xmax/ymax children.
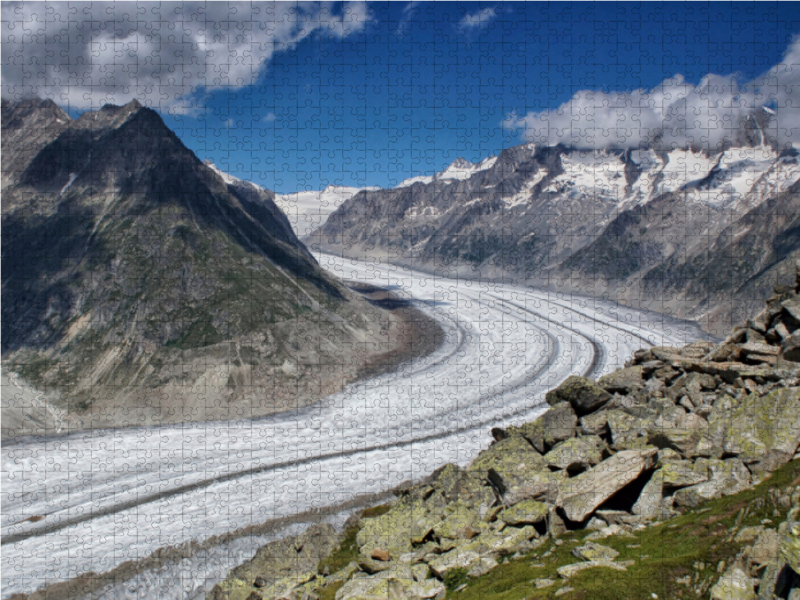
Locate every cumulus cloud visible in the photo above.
<box><xmin>504</xmin><ymin>39</ymin><xmax>800</xmax><ymax>150</ymax></box>
<box><xmin>1</xmin><ymin>1</ymin><xmax>370</xmax><ymax>112</ymax></box>
<box><xmin>458</xmin><ymin>7</ymin><xmax>499</xmax><ymax>32</ymax></box>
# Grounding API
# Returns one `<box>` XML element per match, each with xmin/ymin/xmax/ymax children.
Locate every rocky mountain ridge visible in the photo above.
<box><xmin>209</xmin><ymin>267</ymin><xmax>800</xmax><ymax>600</ymax></box>
<box><xmin>310</xmin><ymin>111</ymin><xmax>800</xmax><ymax>336</ymax></box>
<box><xmin>0</xmin><ymin>98</ymin><xmax>419</xmax><ymax>435</ymax></box>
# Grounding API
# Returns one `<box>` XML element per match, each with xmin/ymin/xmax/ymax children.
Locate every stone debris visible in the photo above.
<box><xmin>208</xmin><ymin>270</ymin><xmax>800</xmax><ymax>600</ymax></box>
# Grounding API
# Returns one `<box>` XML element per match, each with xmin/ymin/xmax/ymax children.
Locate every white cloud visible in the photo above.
<box><xmin>458</xmin><ymin>7</ymin><xmax>499</xmax><ymax>31</ymax></box>
<box><xmin>1</xmin><ymin>1</ymin><xmax>370</xmax><ymax>111</ymax></box>
<box><xmin>263</xmin><ymin>112</ymin><xmax>276</xmax><ymax>122</ymax></box>
<box><xmin>394</xmin><ymin>2</ymin><xmax>421</xmax><ymax>38</ymax></box>
<box><xmin>504</xmin><ymin>38</ymin><xmax>800</xmax><ymax>150</ymax></box>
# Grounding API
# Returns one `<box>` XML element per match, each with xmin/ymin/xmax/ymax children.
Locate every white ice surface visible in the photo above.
<box><xmin>1</xmin><ymin>254</ymin><xmax>705</xmax><ymax>598</ymax></box>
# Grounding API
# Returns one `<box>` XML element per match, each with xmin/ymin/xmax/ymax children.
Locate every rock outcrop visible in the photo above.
<box><xmin>209</xmin><ymin>267</ymin><xmax>800</xmax><ymax>600</ymax></box>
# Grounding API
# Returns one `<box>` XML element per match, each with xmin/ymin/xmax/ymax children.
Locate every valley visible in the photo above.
<box><xmin>0</xmin><ymin>253</ymin><xmax>706</xmax><ymax>599</ymax></box>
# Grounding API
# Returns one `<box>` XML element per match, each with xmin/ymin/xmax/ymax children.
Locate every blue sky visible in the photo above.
<box><xmin>4</xmin><ymin>2</ymin><xmax>800</xmax><ymax>192</ymax></box>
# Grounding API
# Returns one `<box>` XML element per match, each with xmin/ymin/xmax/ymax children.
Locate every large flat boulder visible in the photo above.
<box><xmin>556</xmin><ymin>448</ymin><xmax>658</xmax><ymax>522</ymax></box>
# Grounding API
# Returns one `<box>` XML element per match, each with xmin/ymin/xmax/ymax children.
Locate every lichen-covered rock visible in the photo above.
<box><xmin>497</xmin><ymin>499</ymin><xmax>549</xmax><ymax>526</ymax></box>
<box><xmin>580</xmin><ymin>410</ymin><xmax>609</xmax><ymax>435</ymax></box>
<box><xmin>356</xmin><ymin>500</ymin><xmax>441</xmax><ymax>559</ymax></box>
<box><xmin>647</xmin><ymin>412</ymin><xmax>708</xmax><ymax>457</ymax></box>
<box><xmin>208</xmin><ymin>524</ymin><xmax>338</xmax><ymax>600</ymax></box>
<box><xmin>427</xmin><ymin>548</ymin><xmax>482</xmax><ymax>578</ymax></box>
<box><xmin>335</xmin><ymin>564</ymin><xmax>444</xmax><ymax>600</ymax></box>
<box><xmin>433</xmin><ymin>501</ymin><xmax>480</xmax><ymax>540</ymax></box>
<box><xmin>545</xmin><ymin>436</ymin><xmax>603</xmax><ymax>472</ymax></box>
<box><xmin>507</xmin><ymin>404</ymin><xmax>578</xmax><ymax>452</ymax></box>
<box><xmin>659</xmin><ymin>459</ymin><xmax>710</xmax><ymax>489</ymax></box>
<box><xmin>571</xmin><ymin>542</ymin><xmax>619</xmax><ymax>562</ymax></box>
<box><xmin>557</xmin><ymin>560</ymin><xmax>633</xmax><ymax>578</ymax></box>
<box><xmin>545</xmin><ymin>375</ymin><xmax>612</xmax><ymax>415</ymax></box>
<box><xmin>606</xmin><ymin>409</ymin><xmax>654</xmax><ymax>448</ymax></box>
<box><xmin>781</xmin><ymin>521</ymin><xmax>800</xmax><ymax>574</ymax></box>
<box><xmin>721</xmin><ymin>388</ymin><xmax>800</xmax><ymax>475</ymax></box>
<box><xmin>556</xmin><ymin>448</ymin><xmax>658</xmax><ymax>522</ymax></box>
<box><xmin>597</xmin><ymin>366</ymin><xmax>644</xmax><ymax>394</ymax></box>
<box><xmin>673</xmin><ymin>458</ymin><xmax>751</xmax><ymax>508</ymax></box>
<box><xmin>709</xmin><ymin>566</ymin><xmax>757</xmax><ymax>600</ymax></box>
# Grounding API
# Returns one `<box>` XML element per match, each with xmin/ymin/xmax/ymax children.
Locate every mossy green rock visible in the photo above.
<box><xmin>498</xmin><ymin>500</ymin><xmax>549</xmax><ymax>526</ymax></box>
<box><xmin>722</xmin><ymin>388</ymin><xmax>800</xmax><ymax>474</ymax></box>
<box><xmin>545</xmin><ymin>375</ymin><xmax>612</xmax><ymax>414</ymax></box>
<box><xmin>545</xmin><ymin>436</ymin><xmax>603</xmax><ymax>471</ymax></box>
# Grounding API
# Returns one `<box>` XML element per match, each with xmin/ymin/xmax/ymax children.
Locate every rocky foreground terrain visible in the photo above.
<box><xmin>209</xmin><ymin>269</ymin><xmax>800</xmax><ymax>600</ymax></box>
<box><xmin>1</xmin><ymin>98</ymin><xmax>436</xmax><ymax>436</ymax></box>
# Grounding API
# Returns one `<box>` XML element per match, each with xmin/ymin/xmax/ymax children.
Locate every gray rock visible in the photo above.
<box><xmin>545</xmin><ymin>376</ymin><xmax>612</xmax><ymax>415</ymax></box>
<box><xmin>556</xmin><ymin>448</ymin><xmax>658</xmax><ymax>522</ymax></box>
<box><xmin>673</xmin><ymin>458</ymin><xmax>751</xmax><ymax>508</ymax></box>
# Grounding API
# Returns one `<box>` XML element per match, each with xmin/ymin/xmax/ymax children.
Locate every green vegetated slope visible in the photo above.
<box><xmin>209</xmin><ymin>271</ymin><xmax>800</xmax><ymax>600</ymax></box>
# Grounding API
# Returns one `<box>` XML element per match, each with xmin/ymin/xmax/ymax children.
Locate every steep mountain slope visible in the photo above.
<box><xmin>310</xmin><ymin>113</ymin><xmax>800</xmax><ymax>335</ymax></box>
<box><xmin>0</xmin><ymin>99</ymin><xmax>412</xmax><ymax>434</ymax></box>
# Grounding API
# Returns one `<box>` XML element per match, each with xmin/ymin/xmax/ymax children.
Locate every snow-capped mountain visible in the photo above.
<box><xmin>310</xmin><ymin>115</ymin><xmax>800</xmax><ymax>335</ymax></box>
<box><xmin>275</xmin><ymin>184</ymin><xmax>379</xmax><ymax>237</ymax></box>
<box><xmin>396</xmin><ymin>156</ymin><xmax>498</xmax><ymax>188</ymax></box>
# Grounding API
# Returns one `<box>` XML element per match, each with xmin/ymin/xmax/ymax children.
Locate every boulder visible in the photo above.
<box><xmin>556</xmin><ymin>448</ymin><xmax>658</xmax><ymax>522</ymax></box>
<box><xmin>433</xmin><ymin>501</ymin><xmax>480</xmax><ymax>540</ymax></box>
<box><xmin>545</xmin><ymin>436</ymin><xmax>603</xmax><ymax>472</ymax></box>
<box><xmin>782</xmin><ymin>334</ymin><xmax>800</xmax><ymax>363</ymax></box>
<box><xmin>606</xmin><ymin>409</ymin><xmax>654</xmax><ymax>448</ymax></box>
<box><xmin>580</xmin><ymin>410</ymin><xmax>609</xmax><ymax>435</ymax></box>
<box><xmin>497</xmin><ymin>500</ymin><xmax>549</xmax><ymax>526</ymax></box>
<box><xmin>427</xmin><ymin>548</ymin><xmax>482</xmax><ymax>579</ymax></box>
<box><xmin>356</xmin><ymin>501</ymin><xmax>441</xmax><ymax>559</ymax></box>
<box><xmin>659</xmin><ymin>459</ymin><xmax>709</xmax><ymax>489</ymax></box>
<box><xmin>571</xmin><ymin>542</ymin><xmax>619</xmax><ymax>562</ymax></box>
<box><xmin>597</xmin><ymin>367</ymin><xmax>644</xmax><ymax>394</ymax></box>
<box><xmin>557</xmin><ymin>560</ymin><xmax>633</xmax><ymax>579</ymax></box>
<box><xmin>647</xmin><ymin>408</ymin><xmax>708</xmax><ymax>457</ymax></box>
<box><xmin>722</xmin><ymin>388</ymin><xmax>800</xmax><ymax>475</ymax></box>
<box><xmin>335</xmin><ymin>565</ymin><xmax>444</xmax><ymax>600</ymax></box>
<box><xmin>709</xmin><ymin>566</ymin><xmax>757</xmax><ymax>600</ymax></box>
<box><xmin>632</xmin><ymin>470</ymin><xmax>663</xmax><ymax>520</ymax></box>
<box><xmin>782</xmin><ymin>296</ymin><xmax>800</xmax><ymax>322</ymax></box>
<box><xmin>673</xmin><ymin>458</ymin><xmax>751</xmax><ymax>508</ymax></box>
<box><xmin>545</xmin><ymin>376</ymin><xmax>612</xmax><ymax>415</ymax></box>
<box><xmin>507</xmin><ymin>404</ymin><xmax>578</xmax><ymax>453</ymax></box>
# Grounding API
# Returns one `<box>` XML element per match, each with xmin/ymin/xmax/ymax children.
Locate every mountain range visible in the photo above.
<box><xmin>309</xmin><ymin>110</ymin><xmax>800</xmax><ymax>336</ymax></box>
<box><xmin>0</xmin><ymin>98</ymin><xmax>413</xmax><ymax>435</ymax></box>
